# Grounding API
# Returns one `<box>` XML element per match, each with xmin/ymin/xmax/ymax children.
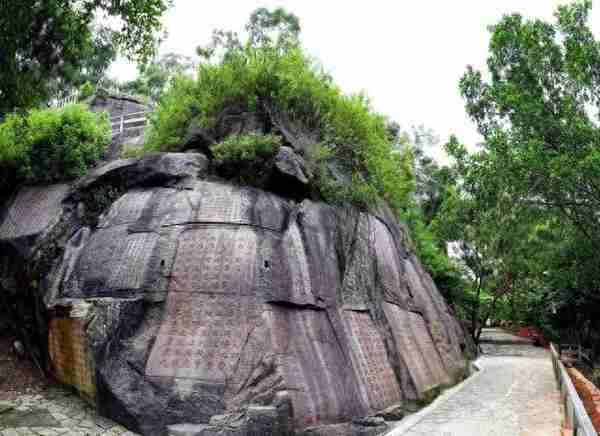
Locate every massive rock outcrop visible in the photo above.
<box><xmin>0</xmin><ymin>152</ymin><xmax>471</xmax><ymax>436</ymax></box>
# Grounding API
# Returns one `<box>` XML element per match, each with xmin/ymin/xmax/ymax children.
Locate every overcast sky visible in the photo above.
<box><xmin>110</xmin><ymin>1</ymin><xmax>600</xmax><ymax>163</ymax></box>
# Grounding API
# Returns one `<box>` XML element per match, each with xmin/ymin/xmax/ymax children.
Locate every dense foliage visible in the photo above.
<box><xmin>144</xmin><ymin>11</ymin><xmax>413</xmax><ymax>210</ymax></box>
<box><xmin>435</xmin><ymin>0</ymin><xmax>600</xmax><ymax>349</ymax></box>
<box><xmin>0</xmin><ymin>104</ymin><xmax>110</xmax><ymax>191</ymax></box>
<box><xmin>0</xmin><ymin>0</ymin><xmax>170</xmax><ymax>114</ymax></box>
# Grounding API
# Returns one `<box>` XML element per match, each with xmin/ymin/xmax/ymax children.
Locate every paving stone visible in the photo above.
<box><xmin>385</xmin><ymin>328</ymin><xmax>562</xmax><ymax>436</ymax></box>
<box><xmin>0</xmin><ymin>388</ymin><xmax>140</xmax><ymax>436</ymax></box>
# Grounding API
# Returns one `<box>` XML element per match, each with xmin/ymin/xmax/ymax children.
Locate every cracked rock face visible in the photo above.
<box><xmin>0</xmin><ymin>153</ymin><xmax>470</xmax><ymax>436</ymax></box>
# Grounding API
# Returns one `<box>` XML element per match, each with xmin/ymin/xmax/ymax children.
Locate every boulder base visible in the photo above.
<box><xmin>0</xmin><ymin>153</ymin><xmax>471</xmax><ymax>436</ymax></box>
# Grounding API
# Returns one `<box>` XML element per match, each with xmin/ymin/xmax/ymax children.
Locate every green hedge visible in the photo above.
<box><xmin>0</xmin><ymin>104</ymin><xmax>110</xmax><ymax>190</ymax></box>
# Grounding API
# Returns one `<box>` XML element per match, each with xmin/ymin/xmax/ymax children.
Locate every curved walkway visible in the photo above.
<box><xmin>386</xmin><ymin>328</ymin><xmax>561</xmax><ymax>436</ymax></box>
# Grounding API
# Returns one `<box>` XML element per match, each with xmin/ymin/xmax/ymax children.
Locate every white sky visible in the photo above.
<box><xmin>109</xmin><ymin>0</ymin><xmax>600</xmax><ymax>163</ymax></box>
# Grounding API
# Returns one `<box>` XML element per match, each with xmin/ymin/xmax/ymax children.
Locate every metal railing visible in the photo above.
<box><xmin>550</xmin><ymin>343</ymin><xmax>597</xmax><ymax>436</ymax></box>
<box><xmin>48</xmin><ymin>89</ymin><xmax>81</xmax><ymax>108</ymax></box>
<box><xmin>110</xmin><ymin>111</ymin><xmax>149</xmax><ymax>138</ymax></box>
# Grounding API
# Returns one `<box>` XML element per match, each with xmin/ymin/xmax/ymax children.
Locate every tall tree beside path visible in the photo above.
<box><xmin>459</xmin><ymin>0</ymin><xmax>600</xmax><ymax>248</ymax></box>
<box><xmin>0</xmin><ymin>0</ymin><xmax>171</xmax><ymax>115</ymax></box>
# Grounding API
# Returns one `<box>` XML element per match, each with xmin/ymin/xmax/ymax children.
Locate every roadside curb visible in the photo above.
<box><xmin>383</xmin><ymin>358</ymin><xmax>487</xmax><ymax>436</ymax></box>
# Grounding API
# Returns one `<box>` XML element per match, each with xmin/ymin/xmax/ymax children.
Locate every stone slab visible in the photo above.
<box><xmin>267</xmin><ymin>306</ymin><xmax>365</xmax><ymax>428</ymax></box>
<box><xmin>344</xmin><ymin>310</ymin><xmax>402</xmax><ymax>411</ymax></box>
<box><xmin>146</xmin><ymin>292</ymin><xmax>262</xmax><ymax>380</ymax></box>
<box><xmin>0</xmin><ymin>184</ymin><xmax>69</xmax><ymax>241</ymax></box>
<box><xmin>383</xmin><ymin>303</ymin><xmax>450</xmax><ymax>396</ymax></box>
<box><xmin>187</xmin><ymin>182</ymin><xmax>288</xmax><ymax>232</ymax></box>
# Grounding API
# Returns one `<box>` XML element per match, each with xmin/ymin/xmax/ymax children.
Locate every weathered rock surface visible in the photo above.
<box><xmin>0</xmin><ymin>153</ymin><xmax>471</xmax><ymax>436</ymax></box>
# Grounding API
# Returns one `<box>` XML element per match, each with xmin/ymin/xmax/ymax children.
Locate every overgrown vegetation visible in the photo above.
<box><xmin>211</xmin><ymin>133</ymin><xmax>281</xmax><ymax>185</ymax></box>
<box><xmin>143</xmin><ymin>10</ymin><xmax>414</xmax><ymax>210</ymax></box>
<box><xmin>0</xmin><ymin>104</ymin><xmax>110</xmax><ymax>192</ymax></box>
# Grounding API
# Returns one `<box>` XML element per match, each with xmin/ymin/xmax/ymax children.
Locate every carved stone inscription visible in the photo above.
<box><xmin>283</xmin><ymin>224</ymin><xmax>314</xmax><ymax>305</ymax></box>
<box><xmin>187</xmin><ymin>182</ymin><xmax>286</xmax><ymax>231</ymax></box>
<box><xmin>193</xmin><ymin>183</ymin><xmax>246</xmax><ymax>224</ymax></box>
<box><xmin>169</xmin><ymin>227</ymin><xmax>257</xmax><ymax>295</ymax></box>
<box><xmin>97</xmin><ymin>191</ymin><xmax>152</xmax><ymax>228</ymax></box>
<box><xmin>371</xmin><ymin>217</ymin><xmax>409</xmax><ymax>305</ymax></box>
<box><xmin>345</xmin><ymin>311</ymin><xmax>401</xmax><ymax>410</ymax></box>
<box><xmin>146</xmin><ymin>227</ymin><xmax>262</xmax><ymax>380</ymax></box>
<box><xmin>146</xmin><ymin>292</ymin><xmax>261</xmax><ymax>379</ymax></box>
<box><xmin>0</xmin><ymin>184</ymin><xmax>69</xmax><ymax>240</ymax></box>
<box><xmin>66</xmin><ymin>228</ymin><xmax>158</xmax><ymax>296</ymax></box>
<box><xmin>382</xmin><ymin>303</ymin><xmax>449</xmax><ymax>396</ymax></box>
<box><xmin>268</xmin><ymin>307</ymin><xmax>362</xmax><ymax>427</ymax></box>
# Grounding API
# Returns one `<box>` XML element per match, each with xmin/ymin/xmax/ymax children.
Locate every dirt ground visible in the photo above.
<box><xmin>0</xmin><ymin>331</ymin><xmax>56</xmax><ymax>401</ymax></box>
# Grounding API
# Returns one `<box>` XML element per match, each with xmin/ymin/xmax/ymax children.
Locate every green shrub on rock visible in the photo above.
<box><xmin>144</xmin><ymin>44</ymin><xmax>414</xmax><ymax>210</ymax></box>
<box><xmin>0</xmin><ymin>103</ymin><xmax>110</xmax><ymax>191</ymax></box>
<box><xmin>211</xmin><ymin>133</ymin><xmax>281</xmax><ymax>164</ymax></box>
<box><xmin>211</xmin><ymin>133</ymin><xmax>281</xmax><ymax>186</ymax></box>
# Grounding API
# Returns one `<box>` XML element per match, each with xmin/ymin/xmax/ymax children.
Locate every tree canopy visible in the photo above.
<box><xmin>459</xmin><ymin>0</ymin><xmax>600</xmax><ymax>249</ymax></box>
<box><xmin>437</xmin><ymin>0</ymin><xmax>600</xmax><ymax>347</ymax></box>
<box><xmin>0</xmin><ymin>0</ymin><xmax>170</xmax><ymax>114</ymax></box>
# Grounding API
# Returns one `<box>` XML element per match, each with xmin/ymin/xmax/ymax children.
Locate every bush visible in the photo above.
<box><xmin>144</xmin><ymin>45</ymin><xmax>414</xmax><ymax>210</ymax></box>
<box><xmin>211</xmin><ymin>133</ymin><xmax>281</xmax><ymax>163</ymax></box>
<box><xmin>211</xmin><ymin>133</ymin><xmax>281</xmax><ymax>185</ymax></box>
<box><xmin>0</xmin><ymin>104</ymin><xmax>110</xmax><ymax>191</ymax></box>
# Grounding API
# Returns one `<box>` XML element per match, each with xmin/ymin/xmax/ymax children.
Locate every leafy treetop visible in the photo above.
<box><xmin>145</xmin><ymin>8</ymin><xmax>414</xmax><ymax>211</ymax></box>
<box><xmin>0</xmin><ymin>0</ymin><xmax>170</xmax><ymax>114</ymax></box>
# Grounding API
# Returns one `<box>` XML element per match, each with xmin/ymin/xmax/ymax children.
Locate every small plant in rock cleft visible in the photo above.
<box><xmin>210</xmin><ymin>133</ymin><xmax>281</xmax><ymax>187</ymax></box>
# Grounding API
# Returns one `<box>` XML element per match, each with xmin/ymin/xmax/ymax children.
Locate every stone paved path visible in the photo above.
<box><xmin>385</xmin><ymin>328</ymin><xmax>562</xmax><ymax>436</ymax></box>
<box><xmin>0</xmin><ymin>386</ymin><xmax>138</xmax><ymax>436</ymax></box>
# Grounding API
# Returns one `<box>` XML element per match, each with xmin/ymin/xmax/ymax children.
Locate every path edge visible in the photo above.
<box><xmin>383</xmin><ymin>359</ymin><xmax>486</xmax><ymax>436</ymax></box>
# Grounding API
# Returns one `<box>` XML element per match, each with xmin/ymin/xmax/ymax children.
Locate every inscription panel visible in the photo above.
<box><xmin>371</xmin><ymin>218</ymin><xmax>409</xmax><ymax>305</ymax></box>
<box><xmin>146</xmin><ymin>292</ymin><xmax>261</xmax><ymax>379</ymax></box>
<box><xmin>66</xmin><ymin>228</ymin><xmax>158</xmax><ymax>297</ymax></box>
<box><xmin>169</xmin><ymin>227</ymin><xmax>257</xmax><ymax>295</ymax></box>
<box><xmin>383</xmin><ymin>303</ymin><xmax>450</xmax><ymax>396</ymax></box>
<box><xmin>186</xmin><ymin>182</ymin><xmax>287</xmax><ymax>231</ymax></box>
<box><xmin>97</xmin><ymin>190</ymin><xmax>152</xmax><ymax>228</ymax></box>
<box><xmin>283</xmin><ymin>224</ymin><xmax>314</xmax><ymax>305</ymax></box>
<box><xmin>0</xmin><ymin>184</ymin><xmax>69</xmax><ymax>239</ymax></box>
<box><xmin>268</xmin><ymin>307</ymin><xmax>364</xmax><ymax>427</ymax></box>
<box><xmin>345</xmin><ymin>311</ymin><xmax>401</xmax><ymax>410</ymax></box>
<box><xmin>192</xmin><ymin>183</ymin><xmax>246</xmax><ymax>224</ymax></box>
